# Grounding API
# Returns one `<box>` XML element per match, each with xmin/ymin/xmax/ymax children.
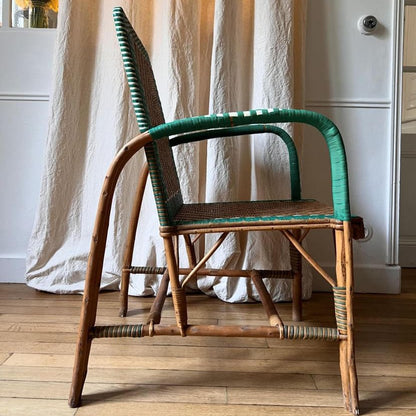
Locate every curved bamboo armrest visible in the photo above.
<box><xmin>148</xmin><ymin>108</ymin><xmax>350</xmax><ymax>221</ymax></box>
<box><xmin>171</xmin><ymin>124</ymin><xmax>300</xmax><ymax>201</ymax></box>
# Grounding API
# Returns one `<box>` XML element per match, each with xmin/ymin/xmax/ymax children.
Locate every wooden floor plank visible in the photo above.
<box><xmin>228</xmin><ymin>387</ymin><xmax>416</xmax><ymax>409</ymax></box>
<box><xmin>0</xmin><ymin>380</ymin><xmax>227</xmax><ymax>404</ymax></box>
<box><xmin>2</xmin><ymin>340</ymin><xmax>416</xmax><ymax>365</ymax></box>
<box><xmin>0</xmin><ymin>398</ymin><xmax>75</xmax><ymax>416</ymax></box>
<box><xmin>0</xmin><ymin>366</ymin><xmax>316</xmax><ymax>389</ymax></box>
<box><xmin>5</xmin><ymin>352</ymin><xmax>416</xmax><ymax>378</ymax></box>
<box><xmin>313</xmin><ymin>374</ymin><xmax>416</xmax><ymax>392</ymax></box>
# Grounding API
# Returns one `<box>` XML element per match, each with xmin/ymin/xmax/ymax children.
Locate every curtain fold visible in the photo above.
<box><xmin>26</xmin><ymin>0</ymin><xmax>311</xmax><ymax>302</ymax></box>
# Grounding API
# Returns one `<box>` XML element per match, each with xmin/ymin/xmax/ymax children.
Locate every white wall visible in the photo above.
<box><xmin>0</xmin><ymin>29</ymin><xmax>55</xmax><ymax>282</ymax></box>
<box><xmin>0</xmin><ymin>1</ymin><xmax>401</xmax><ymax>293</ymax></box>
<box><xmin>304</xmin><ymin>0</ymin><xmax>401</xmax><ymax>293</ymax></box>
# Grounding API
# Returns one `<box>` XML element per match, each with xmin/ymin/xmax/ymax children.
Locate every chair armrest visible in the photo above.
<box><xmin>170</xmin><ymin>124</ymin><xmax>301</xmax><ymax>201</ymax></box>
<box><xmin>148</xmin><ymin>108</ymin><xmax>350</xmax><ymax>221</ymax></box>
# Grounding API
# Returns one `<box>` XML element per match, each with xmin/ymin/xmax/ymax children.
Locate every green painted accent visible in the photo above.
<box><xmin>149</xmin><ymin>109</ymin><xmax>351</xmax><ymax>221</ymax></box>
<box><xmin>171</xmin><ymin>124</ymin><xmax>301</xmax><ymax>200</ymax></box>
<box><xmin>113</xmin><ymin>7</ymin><xmax>153</xmax><ymax>133</ymax></box>
<box><xmin>174</xmin><ymin>212</ymin><xmax>332</xmax><ymax>226</ymax></box>
<box><xmin>114</xmin><ymin>7</ymin><xmax>183</xmax><ymax>226</ymax></box>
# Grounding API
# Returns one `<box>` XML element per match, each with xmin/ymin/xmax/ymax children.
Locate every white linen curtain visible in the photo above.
<box><xmin>26</xmin><ymin>0</ymin><xmax>311</xmax><ymax>302</ymax></box>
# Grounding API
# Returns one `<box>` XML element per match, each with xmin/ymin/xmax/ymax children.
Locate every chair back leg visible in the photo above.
<box><xmin>120</xmin><ymin>163</ymin><xmax>149</xmax><ymax>317</ymax></box>
<box><xmin>290</xmin><ymin>229</ymin><xmax>302</xmax><ymax>321</ymax></box>
<box><xmin>163</xmin><ymin>236</ymin><xmax>188</xmax><ymax>336</ymax></box>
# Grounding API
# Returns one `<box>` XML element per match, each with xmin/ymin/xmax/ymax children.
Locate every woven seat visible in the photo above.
<box><xmin>69</xmin><ymin>7</ymin><xmax>362</xmax><ymax>415</ymax></box>
<box><xmin>172</xmin><ymin>199</ymin><xmax>334</xmax><ymax>228</ymax></box>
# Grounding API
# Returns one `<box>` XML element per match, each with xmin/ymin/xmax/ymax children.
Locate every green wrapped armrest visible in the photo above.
<box><xmin>148</xmin><ymin>108</ymin><xmax>350</xmax><ymax>221</ymax></box>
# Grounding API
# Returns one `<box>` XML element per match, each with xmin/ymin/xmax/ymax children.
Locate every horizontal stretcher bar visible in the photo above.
<box><xmin>127</xmin><ymin>266</ymin><xmax>294</xmax><ymax>279</ymax></box>
<box><xmin>90</xmin><ymin>324</ymin><xmax>343</xmax><ymax>341</ymax></box>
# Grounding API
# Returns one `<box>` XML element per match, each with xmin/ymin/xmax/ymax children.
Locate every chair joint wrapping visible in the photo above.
<box><xmin>282</xmin><ymin>325</ymin><xmax>339</xmax><ymax>341</ymax></box>
<box><xmin>90</xmin><ymin>324</ymin><xmax>144</xmax><ymax>339</ymax></box>
<box><xmin>172</xmin><ymin>287</ymin><xmax>188</xmax><ymax>335</ymax></box>
<box><xmin>333</xmin><ymin>286</ymin><xmax>348</xmax><ymax>334</ymax></box>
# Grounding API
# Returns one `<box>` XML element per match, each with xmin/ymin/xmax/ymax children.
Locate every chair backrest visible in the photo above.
<box><xmin>113</xmin><ymin>7</ymin><xmax>183</xmax><ymax>226</ymax></box>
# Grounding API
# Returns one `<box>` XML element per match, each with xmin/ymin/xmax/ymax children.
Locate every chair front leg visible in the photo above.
<box><xmin>69</xmin><ymin>196</ymin><xmax>113</xmax><ymax>407</ymax></box>
<box><xmin>335</xmin><ymin>225</ymin><xmax>359</xmax><ymax>415</ymax></box>
<box><xmin>163</xmin><ymin>236</ymin><xmax>188</xmax><ymax>336</ymax></box>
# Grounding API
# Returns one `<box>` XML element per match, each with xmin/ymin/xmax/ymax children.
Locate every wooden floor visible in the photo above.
<box><xmin>0</xmin><ymin>271</ymin><xmax>415</xmax><ymax>416</ymax></box>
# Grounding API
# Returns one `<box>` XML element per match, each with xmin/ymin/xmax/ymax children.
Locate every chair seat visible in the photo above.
<box><xmin>171</xmin><ymin>199</ymin><xmax>336</xmax><ymax>230</ymax></box>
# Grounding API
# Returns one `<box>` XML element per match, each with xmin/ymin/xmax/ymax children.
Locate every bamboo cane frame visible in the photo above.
<box><xmin>181</xmin><ymin>232</ymin><xmax>229</xmax><ymax>288</ymax></box>
<box><xmin>344</xmin><ymin>222</ymin><xmax>359</xmax><ymax>415</ymax></box>
<box><xmin>183</xmin><ymin>234</ymin><xmax>197</xmax><ymax>267</ymax></box>
<box><xmin>69</xmin><ymin>132</ymin><xmax>152</xmax><ymax>408</ymax></box>
<box><xmin>146</xmin><ymin>269</ymin><xmax>169</xmax><ymax>325</ymax></box>
<box><xmin>290</xmin><ymin>229</ymin><xmax>303</xmax><ymax>321</ymax></box>
<box><xmin>251</xmin><ymin>271</ymin><xmax>284</xmax><ymax>329</ymax></box>
<box><xmin>90</xmin><ymin>324</ymin><xmax>346</xmax><ymax>340</ymax></box>
<box><xmin>163</xmin><ymin>236</ymin><xmax>187</xmax><ymax>336</ymax></box>
<box><xmin>335</xmin><ymin>224</ymin><xmax>359</xmax><ymax>415</ymax></box>
<box><xmin>282</xmin><ymin>230</ymin><xmax>336</xmax><ymax>287</ymax></box>
<box><xmin>127</xmin><ymin>266</ymin><xmax>294</xmax><ymax>279</ymax></box>
<box><xmin>159</xmin><ymin>220</ymin><xmax>344</xmax><ymax>236</ymax></box>
<box><xmin>119</xmin><ymin>163</ymin><xmax>149</xmax><ymax>317</ymax></box>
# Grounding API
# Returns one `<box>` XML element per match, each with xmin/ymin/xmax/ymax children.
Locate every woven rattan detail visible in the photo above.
<box><xmin>333</xmin><ymin>286</ymin><xmax>348</xmax><ymax>333</ymax></box>
<box><xmin>90</xmin><ymin>324</ymin><xmax>144</xmax><ymax>339</ymax></box>
<box><xmin>114</xmin><ymin>7</ymin><xmax>183</xmax><ymax>225</ymax></box>
<box><xmin>152</xmin><ymin>137</ymin><xmax>183</xmax><ymax>221</ymax></box>
<box><xmin>130</xmin><ymin>266</ymin><xmax>167</xmax><ymax>275</ymax></box>
<box><xmin>283</xmin><ymin>325</ymin><xmax>339</xmax><ymax>341</ymax></box>
<box><xmin>289</xmin><ymin>240</ymin><xmax>302</xmax><ymax>272</ymax></box>
<box><xmin>173</xmin><ymin>199</ymin><xmax>334</xmax><ymax>226</ymax></box>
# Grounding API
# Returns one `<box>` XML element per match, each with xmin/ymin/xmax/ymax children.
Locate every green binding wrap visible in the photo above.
<box><xmin>149</xmin><ymin>109</ymin><xmax>351</xmax><ymax>222</ymax></box>
<box><xmin>333</xmin><ymin>286</ymin><xmax>348</xmax><ymax>333</ymax></box>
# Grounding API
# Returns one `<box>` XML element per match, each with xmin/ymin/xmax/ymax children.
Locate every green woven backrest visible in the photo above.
<box><xmin>113</xmin><ymin>7</ymin><xmax>183</xmax><ymax>225</ymax></box>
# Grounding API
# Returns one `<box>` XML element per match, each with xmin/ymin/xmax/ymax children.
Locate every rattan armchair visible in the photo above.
<box><xmin>69</xmin><ymin>7</ymin><xmax>362</xmax><ymax>415</ymax></box>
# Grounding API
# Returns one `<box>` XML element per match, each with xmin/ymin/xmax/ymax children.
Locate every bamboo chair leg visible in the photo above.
<box><xmin>335</xmin><ymin>225</ymin><xmax>359</xmax><ymax>415</ymax></box>
<box><xmin>69</xmin><ymin>132</ymin><xmax>151</xmax><ymax>408</ymax></box>
<box><xmin>146</xmin><ymin>269</ymin><xmax>169</xmax><ymax>324</ymax></box>
<box><xmin>290</xmin><ymin>229</ymin><xmax>302</xmax><ymax>321</ymax></box>
<box><xmin>120</xmin><ymin>163</ymin><xmax>149</xmax><ymax>317</ymax></box>
<box><xmin>344</xmin><ymin>222</ymin><xmax>360</xmax><ymax>414</ymax></box>
<box><xmin>183</xmin><ymin>234</ymin><xmax>197</xmax><ymax>267</ymax></box>
<box><xmin>69</xmin><ymin>185</ymin><xmax>116</xmax><ymax>407</ymax></box>
<box><xmin>251</xmin><ymin>271</ymin><xmax>284</xmax><ymax>329</ymax></box>
<box><xmin>163</xmin><ymin>236</ymin><xmax>188</xmax><ymax>336</ymax></box>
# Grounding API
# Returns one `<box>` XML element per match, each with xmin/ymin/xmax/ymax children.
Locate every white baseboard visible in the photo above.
<box><xmin>0</xmin><ymin>257</ymin><xmax>26</xmax><ymax>283</ymax></box>
<box><xmin>399</xmin><ymin>239</ymin><xmax>416</xmax><ymax>267</ymax></box>
<box><xmin>312</xmin><ymin>264</ymin><xmax>401</xmax><ymax>294</ymax></box>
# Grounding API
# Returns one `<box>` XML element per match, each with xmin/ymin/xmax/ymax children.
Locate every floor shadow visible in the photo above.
<box><xmin>360</xmin><ymin>390</ymin><xmax>416</xmax><ymax>414</ymax></box>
